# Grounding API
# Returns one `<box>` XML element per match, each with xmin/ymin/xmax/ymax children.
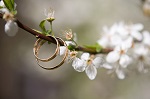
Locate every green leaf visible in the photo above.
<box><xmin>84</xmin><ymin>43</ymin><xmax>103</xmax><ymax>52</ymax></box>
<box><xmin>95</xmin><ymin>43</ymin><xmax>102</xmax><ymax>52</ymax></box>
<box><xmin>12</xmin><ymin>10</ymin><xmax>17</xmax><ymax>15</ymax></box>
<box><xmin>3</xmin><ymin>0</ymin><xmax>14</xmax><ymax>11</ymax></box>
<box><xmin>39</xmin><ymin>19</ymin><xmax>47</xmax><ymax>33</ymax></box>
<box><xmin>84</xmin><ymin>45</ymin><xmax>96</xmax><ymax>49</ymax></box>
<box><xmin>68</xmin><ymin>45</ymin><xmax>76</xmax><ymax>51</ymax></box>
<box><xmin>11</xmin><ymin>0</ymin><xmax>14</xmax><ymax>8</ymax></box>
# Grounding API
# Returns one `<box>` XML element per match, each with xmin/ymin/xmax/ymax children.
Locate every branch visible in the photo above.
<box><xmin>0</xmin><ymin>13</ymin><xmax>112</xmax><ymax>54</ymax></box>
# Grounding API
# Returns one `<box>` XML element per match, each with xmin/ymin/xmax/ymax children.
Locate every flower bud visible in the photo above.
<box><xmin>63</xmin><ymin>29</ymin><xmax>73</xmax><ymax>40</ymax></box>
<box><xmin>143</xmin><ymin>0</ymin><xmax>150</xmax><ymax>16</ymax></box>
<box><xmin>5</xmin><ymin>20</ymin><xmax>18</xmax><ymax>36</ymax></box>
<box><xmin>44</xmin><ymin>8</ymin><xmax>55</xmax><ymax>22</ymax></box>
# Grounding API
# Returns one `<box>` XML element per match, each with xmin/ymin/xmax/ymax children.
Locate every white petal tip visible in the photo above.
<box><xmin>5</xmin><ymin>21</ymin><xmax>18</xmax><ymax>36</ymax></box>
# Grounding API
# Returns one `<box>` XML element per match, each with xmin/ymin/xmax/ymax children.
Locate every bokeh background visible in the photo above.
<box><xmin>1</xmin><ymin>0</ymin><xmax>150</xmax><ymax>99</ymax></box>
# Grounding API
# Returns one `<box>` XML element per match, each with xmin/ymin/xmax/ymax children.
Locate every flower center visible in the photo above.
<box><xmin>139</xmin><ymin>56</ymin><xmax>144</xmax><ymax>61</ymax></box>
<box><xmin>66</xmin><ymin>33</ymin><xmax>73</xmax><ymax>40</ymax></box>
<box><xmin>70</xmin><ymin>51</ymin><xmax>78</xmax><ymax>59</ymax></box>
<box><xmin>120</xmin><ymin>50</ymin><xmax>125</xmax><ymax>54</ymax></box>
<box><xmin>86</xmin><ymin>55</ymin><xmax>94</xmax><ymax>65</ymax></box>
<box><xmin>3</xmin><ymin>13</ymin><xmax>14</xmax><ymax>21</ymax></box>
<box><xmin>87</xmin><ymin>59</ymin><xmax>93</xmax><ymax>65</ymax></box>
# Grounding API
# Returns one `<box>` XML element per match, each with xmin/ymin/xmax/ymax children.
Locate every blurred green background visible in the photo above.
<box><xmin>1</xmin><ymin>0</ymin><xmax>150</xmax><ymax>99</ymax></box>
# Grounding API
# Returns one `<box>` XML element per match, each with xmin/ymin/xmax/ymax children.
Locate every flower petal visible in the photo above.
<box><xmin>73</xmin><ymin>33</ymin><xmax>77</xmax><ymax>42</ymax></box>
<box><xmin>131</xmin><ymin>31</ymin><xmax>142</xmax><ymax>41</ymax></box>
<box><xmin>138</xmin><ymin>61</ymin><xmax>148</xmax><ymax>73</ymax></box>
<box><xmin>123</xmin><ymin>37</ymin><xmax>133</xmax><ymax>49</ymax></box>
<box><xmin>116</xmin><ymin>69</ymin><xmax>125</xmax><ymax>79</ymax></box>
<box><xmin>85</xmin><ymin>65</ymin><xmax>97</xmax><ymax>80</ymax></box>
<box><xmin>0</xmin><ymin>8</ymin><xmax>9</xmax><ymax>13</ymax></box>
<box><xmin>143</xmin><ymin>31</ymin><xmax>150</xmax><ymax>46</ymax></box>
<box><xmin>59</xmin><ymin>46</ymin><xmax>66</xmax><ymax>56</ymax></box>
<box><xmin>65</xmin><ymin>41</ymin><xmax>76</xmax><ymax>46</ymax></box>
<box><xmin>5</xmin><ymin>20</ymin><xmax>18</xmax><ymax>36</ymax></box>
<box><xmin>103</xmin><ymin>63</ymin><xmax>113</xmax><ymax>69</ymax></box>
<box><xmin>134</xmin><ymin>45</ymin><xmax>149</xmax><ymax>56</ymax></box>
<box><xmin>110</xmin><ymin>35</ymin><xmax>123</xmax><ymax>46</ymax></box>
<box><xmin>93</xmin><ymin>57</ymin><xmax>104</xmax><ymax>68</ymax></box>
<box><xmin>119</xmin><ymin>54</ymin><xmax>131</xmax><ymax>68</ymax></box>
<box><xmin>81</xmin><ymin>53</ymin><xmax>90</xmax><ymax>61</ymax></box>
<box><xmin>72</xmin><ymin>58</ymin><xmax>85</xmax><ymax>72</ymax></box>
<box><xmin>106</xmin><ymin>51</ymin><xmax>120</xmax><ymax>63</ymax></box>
<box><xmin>133</xmin><ymin>23</ymin><xmax>144</xmax><ymax>31</ymax></box>
<box><xmin>110</xmin><ymin>23</ymin><xmax>118</xmax><ymax>34</ymax></box>
<box><xmin>97</xmin><ymin>37</ymin><xmax>109</xmax><ymax>48</ymax></box>
<box><xmin>114</xmin><ymin>46</ymin><xmax>121</xmax><ymax>52</ymax></box>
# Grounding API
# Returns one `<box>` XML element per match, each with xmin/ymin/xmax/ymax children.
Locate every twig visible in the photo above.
<box><xmin>0</xmin><ymin>13</ymin><xmax>112</xmax><ymax>54</ymax></box>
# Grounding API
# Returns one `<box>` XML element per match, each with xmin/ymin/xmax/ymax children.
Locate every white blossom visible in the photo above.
<box><xmin>44</xmin><ymin>8</ymin><xmax>55</xmax><ymax>20</ymax></box>
<box><xmin>104</xmin><ymin>43</ymin><xmax>129</xmax><ymax>79</ymax></box>
<box><xmin>106</xmin><ymin>43</ymin><xmax>132</xmax><ymax>68</ymax></box>
<box><xmin>62</xmin><ymin>29</ymin><xmax>73</xmax><ymax>40</ymax></box>
<box><xmin>105</xmin><ymin>63</ymin><xmax>126</xmax><ymax>79</ymax></box>
<box><xmin>97</xmin><ymin>23</ymin><xmax>124</xmax><ymax>48</ymax></box>
<box><xmin>0</xmin><ymin>1</ymin><xmax>18</xmax><ymax>36</ymax></box>
<box><xmin>133</xmin><ymin>45</ymin><xmax>150</xmax><ymax>73</ymax></box>
<box><xmin>74</xmin><ymin>53</ymin><xmax>104</xmax><ymax>80</ymax></box>
<box><xmin>72</xmin><ymin>58</ymin><xmax>85</xmax><ymax>72</ymax></box>
<box><xmin>67</xmin><ymin>51</ymin><xmax>85</xmax><ymax>72</ymax></box>
<box><xmin>59</xmin><ymin>47</ymin><xmax>85</xmax><ymax>71</ymax></box>
<box><xmin>121</xmin><ymin>23</ymin><xmax>143</xmax><ymax>41</ymax></box>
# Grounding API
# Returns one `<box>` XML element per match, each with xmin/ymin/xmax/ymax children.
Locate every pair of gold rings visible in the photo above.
<box><xmin>33</xmin><ymin>36</ymin><xmax>68</xmax><ymax>70</ymax></box>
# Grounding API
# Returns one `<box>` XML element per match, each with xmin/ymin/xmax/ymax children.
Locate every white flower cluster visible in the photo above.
<box><xmin>0</xmin><ymin>0</ymin><xmax>18</xmax><ymax>36</ymax></box>
<box><xmin>98</xmin><ymin>22</ymin><xmax>150</xmax><ymax>79</ymax></box>
<box><xmin>60</xmin><ymin>47</ymin><xmax>104</xmax><ymax>80</ymax></box>
<box><xmin>59</xmin><ymin>22</ymin><xmax>150</xmax><ymax>80</ymax></box>
<box><xmin>59</xmin><ymin>29</ymin><xmax>104</xmax><ymax>80</ymax></box>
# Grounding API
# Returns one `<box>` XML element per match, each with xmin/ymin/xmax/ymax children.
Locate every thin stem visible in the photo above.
<box><xmin>50</xmin><ymin>21</ymin><xmax>54</xmax><ymax>36</ymax></box>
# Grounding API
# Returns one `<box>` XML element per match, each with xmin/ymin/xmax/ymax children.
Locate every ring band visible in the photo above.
<box><xmin>33</xmin><ymin>36</ymin><xmax>59</xmax><ymax>62</ymax></box>
<box><xmin>35</xmin><ymin>37</ymin><xmax>68</xmax><ymax>70</ymax></box>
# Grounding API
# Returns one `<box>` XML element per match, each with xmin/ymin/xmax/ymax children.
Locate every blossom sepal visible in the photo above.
<box><xmin>46</xmin><ymin>17</ymin><xmax>55</xmax><ymax>22</ymax></box>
